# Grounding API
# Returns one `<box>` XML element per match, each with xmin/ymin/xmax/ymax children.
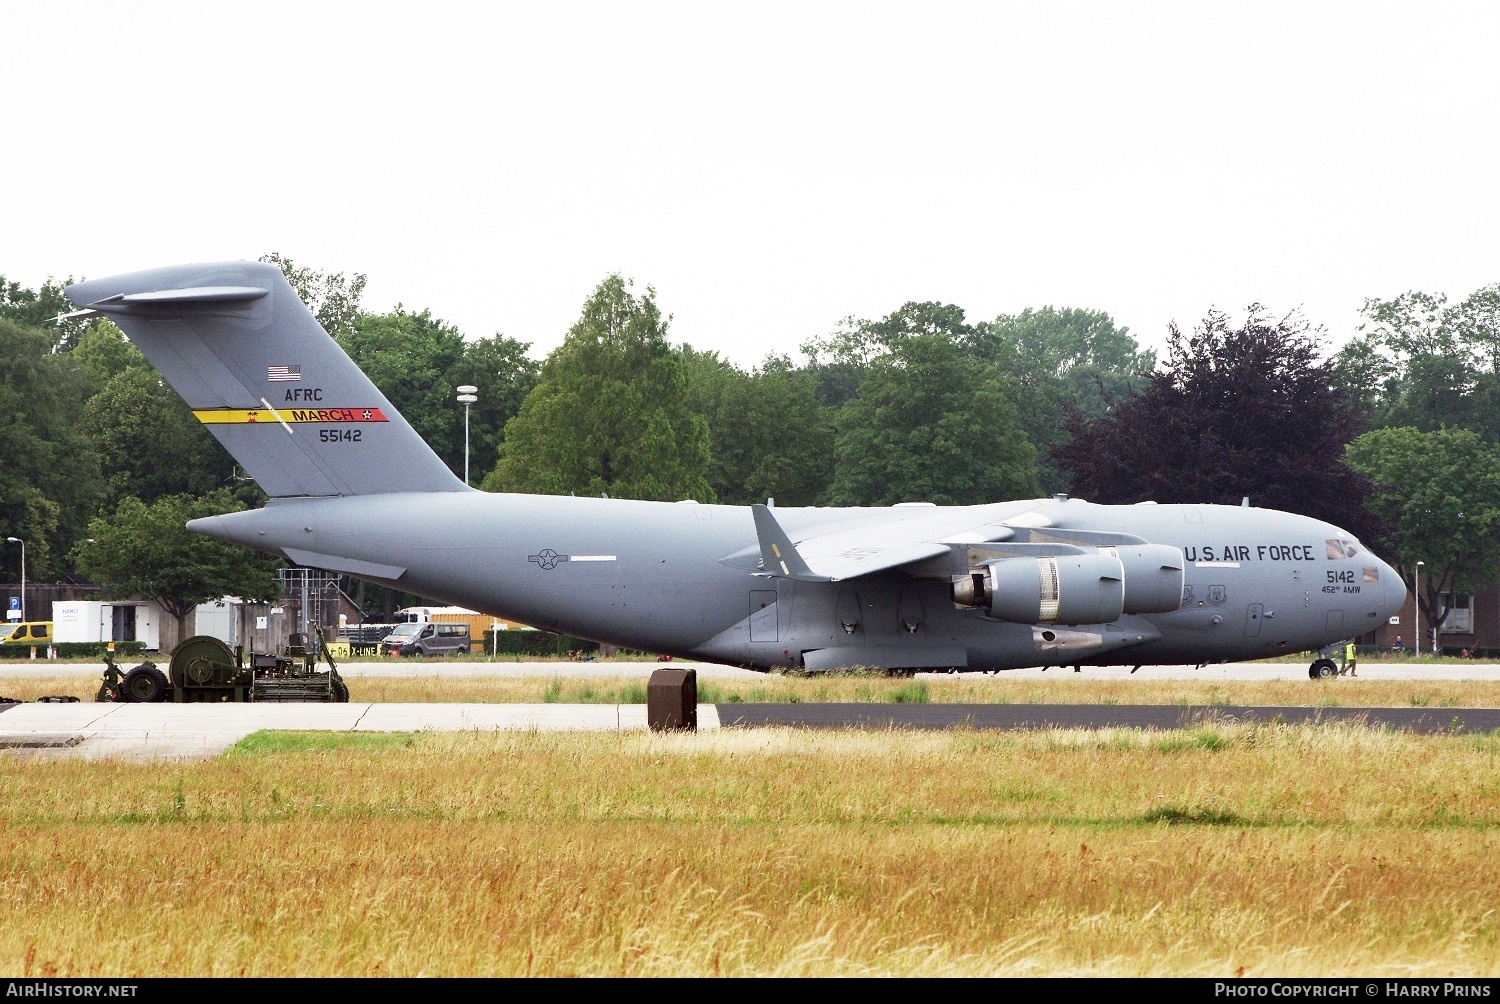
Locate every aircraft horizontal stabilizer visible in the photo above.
<box><xmin>84</xmin><ymin>286</ymin><xmax>271</xmax><ymax>311</ymax></box>
<box><xmin>59</xmin><ymin>286</ymin><xmax>272</xmax><ymax>325</ymax></box>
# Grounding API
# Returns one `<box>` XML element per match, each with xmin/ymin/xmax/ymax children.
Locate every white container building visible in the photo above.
<box><xmin>52</xmin><ymin>600</ymin><xmax>161</xmax><ymax>651</ymax></box>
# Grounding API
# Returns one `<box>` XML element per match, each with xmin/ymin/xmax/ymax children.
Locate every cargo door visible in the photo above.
<box><xmin>749</xmin><ymin>590</ymin><xmax>778</xmax><ymax>642</ymax></box>
<box><xmin>112</xmin><ymin>604</ymin><xmax>136</xmax><ymax>642</ymax></box>
<box><xmin>1244</xmin><ymin>603</ymin><xmax>1264</xmax><ymax>637</ymax></box>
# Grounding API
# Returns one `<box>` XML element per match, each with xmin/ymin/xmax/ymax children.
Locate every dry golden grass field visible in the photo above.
<box><xmin>1</xmin><ymin>724</ymin><xmax>1498</xmax><ymax>976</ymax></box>
<box><xmin>5</xmin><ymin>672</ymin><xmax>1500</xmax><ymax>707</ymax></box>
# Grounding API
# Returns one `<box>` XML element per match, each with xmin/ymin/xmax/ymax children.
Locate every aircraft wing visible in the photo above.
<box><xmin>750</xmin><ymin>504</ymin><xmax>1051</xmax><ymax>582</ymax></box>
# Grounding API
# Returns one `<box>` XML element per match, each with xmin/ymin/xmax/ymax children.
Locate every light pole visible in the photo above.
<box><xmin>456</xmin><ymin>385</ymin><xmax>478</xmax><ymax>485</ymax></box>
<box><xmin>4</xmin><ymin>537</ymin><xmax>24</xmax><ymax>623</ymax></box>
<box><xmin>1414</xmin><ymin>560</ymin><xmax>1425</xmax><ymax>658</ymax></box>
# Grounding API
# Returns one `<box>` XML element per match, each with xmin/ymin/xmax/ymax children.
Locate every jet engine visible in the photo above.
<box><xmin>953</xmin><ymin>553</ymin><xmax>1125</xmax><ymax>624</ymax></box>
<box><xmin>952</xmin><ymin>544</ymin><xmax>1184</xmax><ymax>624</ymax></box>
<box><xmin>1097</xmin><ymin>544</ymin><xmax>1185</xmax><ymax>614</ymax></box>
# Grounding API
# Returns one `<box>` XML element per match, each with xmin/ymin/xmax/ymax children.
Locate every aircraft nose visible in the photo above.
<box><xmin>1380</xmin><ymin>558</ymin><xmax>1407</xmax><ymax>620</ymax></box>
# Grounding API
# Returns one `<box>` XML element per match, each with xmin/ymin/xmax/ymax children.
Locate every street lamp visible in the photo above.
<box><xmin>456</xmin><ymin>385</ymin><xmax>478</xmax><ymax>486</ymax></box>
<box><xmin>1414</xmin><ymin>560</ymin><xmax>1425</xmax><ymax>658</ymax></box>
<box><xmin>4</xmin><ymin>537</ymin><xmax>23</xmax><ymax>623</ymax></box>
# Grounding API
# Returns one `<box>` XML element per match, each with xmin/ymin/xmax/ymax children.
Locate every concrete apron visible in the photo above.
<box><xmin>0</xmin><ymin>702</ymin><xmax>723</xmax><ymax>761</ymax></box>
<box><xmin>8</xmin><ymin>661</ymin><xmax>1500</xmax><ymax>681</ymax></box>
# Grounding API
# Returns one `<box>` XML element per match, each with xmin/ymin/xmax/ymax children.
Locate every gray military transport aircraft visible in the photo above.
<box><xmin>64</xmin><ymin>263</ymin><xmax>1407</xmax><ymax>677</ymax></box>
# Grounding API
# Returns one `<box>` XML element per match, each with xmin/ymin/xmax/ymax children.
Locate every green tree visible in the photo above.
<box><xmin>1359</xmin><ymin>290</ymin><xmax>1455</xmax><ymax>358</ymax></box>
<box><xmin>679</xmin><ymin>345</ymin><xmax>740</xmax><ymax>424</ymax></box>
<box><xmin>975</xmin><ymin>307</ymin><xmax>1154</xmax><ymax>421</ymax></box>
<box><xmin>970</xmin><ymin>307</ymin><xmax>1154</xmax><ymax>493</ymax></box>
<box><xmin>484</xmin><ymin>275</ymin><xmax>714</xmax><ymax>501</ymax></box>
<box><xmin>76</xmin><ymin>367</ymin><xmax>234</xmax><ymax>503</ymax></box>
<box><xmin>1330</xmin><ymin>333</ymin><xmax>1396</xmax><ymax>418</ymax></box>
<box><xmin>1344</xmin><ymin>426</ymin><xmax>1500</xmax><ymax>633</ymax></box>
<box><xmin>340</xmin><ymin>307</ymin><xmax>468</xmax><ymax>474</ymax></box>
<box><xmin>802</xmin><ymin>302</ymin><xmax>974</xmax><ymax>409</ymax></box>
<box><xmin>807</xmin><ymin>302</ymin><xmax>1150</xmax><ymax>495</ymax></box>
<box><xmin>828</xmin><ymin>333</ymin><xmax>1039</xmax><ymax>506</ymax></box>
<box><xmin>0</xmin><ymin>318</ymin><xmax>105</xmax><ymax>580</ymax></box>
<box><xmin>72</xmin><ymin>491</ymin><xmax>283</xmax><ymax>641</ymax></box>
<box><xmin>1447</xmin><ymin>283</ymin><xmax>1500</xmax><ymax>375</ymax></box>
<box><xmin>69</xmin><ymin>319</ymin><xmax>146</xmax><ymax>397</ymax></box>
<box><xmin>0</xmin><ymin>273</ymin><xmax>89</xmax><ymax>350</ymax></box>
<box><xmin>703</xmin><ymin>355</ymin><xmax>835</xmax><ymax>506</ymax></box>
<box><xmin>260</xmin><ymin>252</ymin><xmax>367</xmax><ymax>341</ymax></box>
<box><xmin>1351</xmin><ymin>284</ymin><xmax>1500</xmax><ymax>439</ymax></box>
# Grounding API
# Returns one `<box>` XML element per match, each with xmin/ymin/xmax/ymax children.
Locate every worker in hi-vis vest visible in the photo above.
<box><xmin>1344</xmin><ymin>640</ymin><xmax>1358</xmax><ymax>677</ymax></box>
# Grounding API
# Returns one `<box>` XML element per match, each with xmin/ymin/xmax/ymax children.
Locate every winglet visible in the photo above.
<box><xmin>751</xmin><ymin>504</ymin><xmax>830</xmax><ymax>581</ymax></box>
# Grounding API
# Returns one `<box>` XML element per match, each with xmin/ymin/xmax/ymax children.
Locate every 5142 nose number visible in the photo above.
<box><xmin>1324</xmin><ymin>570</ymin><xmax>1360</xmax><ymax>594</ymax></box>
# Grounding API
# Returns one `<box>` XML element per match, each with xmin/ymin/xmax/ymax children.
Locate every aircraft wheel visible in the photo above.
<box><xmin>1310</xmin><ymin>659</ymin><xmax>1338</xmax><ymax>680</ymax></box>
<box><xmin>123</xmin><ymin>665</ymin><xmax>170</xmax><ymax>703</ymax></box>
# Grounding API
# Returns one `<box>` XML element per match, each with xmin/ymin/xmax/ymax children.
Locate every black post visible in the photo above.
<box><xmin>647</xmin><ymin>668</ymin><xmax>697</xmax><ymax>732</ymax></box>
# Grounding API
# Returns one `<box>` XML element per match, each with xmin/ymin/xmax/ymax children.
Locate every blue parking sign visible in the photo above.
<box><xmin>7</xmin><ymin>597</ymin><xmax>16</xmax><ymax>611</ymax></box>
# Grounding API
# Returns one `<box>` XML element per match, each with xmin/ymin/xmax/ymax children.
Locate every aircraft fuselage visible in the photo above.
<box><xmin>193</xmin><ymin>492</ymin><xmax>1405</xmax><ymax>672</ymax></box>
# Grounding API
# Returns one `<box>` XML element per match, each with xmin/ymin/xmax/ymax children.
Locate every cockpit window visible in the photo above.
<box><xmin>1363</xmin><ymin>566</ymin><xmax>1380</xmax><ymax>582</ymax></box>
<box><xmin>1325</xmin><ymin>538</ymin><xmax>1360</xmax><ymax>559</ymax></box>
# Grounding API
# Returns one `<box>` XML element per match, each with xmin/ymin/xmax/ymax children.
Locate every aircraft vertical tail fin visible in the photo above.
<box><xmin>65</xmin><ymin>262</ymin><xmax>468</xmax><ymax>498</ymax></box>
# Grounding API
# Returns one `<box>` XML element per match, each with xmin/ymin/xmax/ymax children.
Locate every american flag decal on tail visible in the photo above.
<box><xmin>267</xmin><ymin>365</ymin><xmax>301</xmax><ymax>382</ymax></box>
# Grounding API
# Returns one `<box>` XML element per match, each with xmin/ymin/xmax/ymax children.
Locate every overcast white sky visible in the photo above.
<box><xmin>5</xmin><ymin>1</ymin><xmax>1498</xmax><ymax>367</ymax></box>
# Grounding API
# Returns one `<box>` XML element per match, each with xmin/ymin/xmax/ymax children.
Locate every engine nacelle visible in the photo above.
<box><xmin>1099</xmin><ymin>544</ymin><xmax>1185</xmax><ymax>614</ymax></box>
<box><xmin>981</xmin><ymin>554</ymin><xmax>1125</xmax><ymax>625</ymax></box>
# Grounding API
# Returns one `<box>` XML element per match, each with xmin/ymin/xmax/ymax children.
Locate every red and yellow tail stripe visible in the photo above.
<box><xmin>193</xmin><ymin>407</ymin><xmax>390</xmax><ymax>424</ymax></box>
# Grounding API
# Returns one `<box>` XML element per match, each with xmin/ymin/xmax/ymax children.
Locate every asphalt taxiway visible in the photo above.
<box><xmin>717</xmin><ymin>702</ymin><xmax>1500</xmax><ymax>734</ymax></box>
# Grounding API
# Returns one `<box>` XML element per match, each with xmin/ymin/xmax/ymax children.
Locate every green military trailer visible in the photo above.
<box><xmin>97</xmin><ymin>631</ymin><xmax>349</xmax><ymax>703</ymax></box>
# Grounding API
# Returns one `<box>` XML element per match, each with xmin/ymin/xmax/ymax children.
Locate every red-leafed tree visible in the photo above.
<box><xmin>1053</xmin><ymin>306</ymin><xmax>1379</xmax><ymax>537</ymax></box>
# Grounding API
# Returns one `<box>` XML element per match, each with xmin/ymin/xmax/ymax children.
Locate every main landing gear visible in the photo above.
<box><xmin>1308</xmin><ymin>658</ymin><xmax>1339</xmax><ymax>680</ymax></box>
